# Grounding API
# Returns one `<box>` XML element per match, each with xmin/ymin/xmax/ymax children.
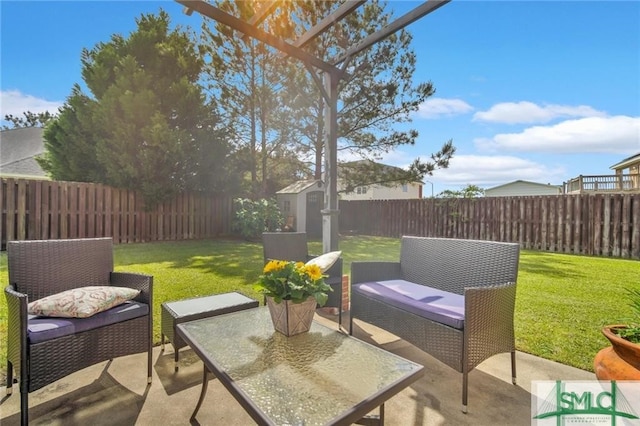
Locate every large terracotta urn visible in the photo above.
<box><xmin>593</xmin><ymin>325</ymin><xmax>640</xmax><ymax>380</ymax></box>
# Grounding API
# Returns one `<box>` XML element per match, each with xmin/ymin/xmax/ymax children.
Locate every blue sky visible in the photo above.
<box><xmin>1</xmin><ymin>1</ymin><xmax>639</xmax><ymax>195</ymax></box>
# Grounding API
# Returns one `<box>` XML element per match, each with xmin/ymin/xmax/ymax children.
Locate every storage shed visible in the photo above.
<box><xmin>275</xmin><ymin>180</ymin><xmax>325</xmax><ymax>237</ymax></box>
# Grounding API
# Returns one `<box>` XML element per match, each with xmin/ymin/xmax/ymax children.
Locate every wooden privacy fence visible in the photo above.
<box><xmin>1</xmin><ymin>178</ymin><xmax>234</xmax><ymax>247</ymax></box>
<box><xmin>339</xmin><ymin>194</ymin><xmax>640</xmax><ymax>259</ymax></box>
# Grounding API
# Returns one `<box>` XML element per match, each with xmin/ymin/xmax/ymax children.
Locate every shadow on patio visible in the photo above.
<box><xmin>0</xmin><ymin>313</ymin><xmax>594</xmax><ymax>426</ymax></box>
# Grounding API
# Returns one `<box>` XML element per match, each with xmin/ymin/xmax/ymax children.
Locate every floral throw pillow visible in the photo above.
<box><xmin>28</xmin><ymin>286</ymin><xmax>140</xmax><ymax>318</ymax></box>
<box><xmin>306</xmin><ymin>251</ymin><xmax>342</xmax><ymax>273</ymax></box>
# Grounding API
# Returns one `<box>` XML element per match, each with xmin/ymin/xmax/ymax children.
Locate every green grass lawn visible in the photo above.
<box><xmin>1</xmin><ymin>235</ymin><xmax>637</xmax><ymax>378</ymax></box>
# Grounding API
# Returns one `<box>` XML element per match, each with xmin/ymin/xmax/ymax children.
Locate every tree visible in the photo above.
<box><xmin>282</xmin><ymin>0</ymin><xmax>455</xmax><ymax>187</ymax></box>
<box><xmin>2</xmin><ymin>111</ymin><xmax>54</xmax><ymax>129</ymax></box>
<box><xmin>199</xmin><ymin>1</ymin><xmax>454</xmax><ymax>197</ymax></box>
<box><xmin>438</xmin><ymin>184</ymin><xmax>485</xmax><ymax>199</ymax></box>
<box><xmin>199</xmin><ymin>0</ymin><xmax>302</xmax><ymax>198</ymax></box>
<box><xmin>37</xmin><ymin>86</ymin><xmax>106</xmax><ymax>182</ymax></box>
<box><xmin>41</xmin><ymin>10</ymin><xmax>237</xmax><ymax>205</ymax></box>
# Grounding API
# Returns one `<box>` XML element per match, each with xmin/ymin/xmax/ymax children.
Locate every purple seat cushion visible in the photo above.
<box><xmin>28</xmin><ymin>301</ymin><xmax>149</xmax><ymax>344</ymax></box>
<box><xmin>353</xmin><ymin>280</ymin><xmax>465</xmax><ymax>329</ymax></box>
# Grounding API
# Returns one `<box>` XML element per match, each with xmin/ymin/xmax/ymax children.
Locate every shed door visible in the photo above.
<box><xmin>306</xmin><ymin>191</ymin><xmax>323</xmax><ymax>238</ymax></box>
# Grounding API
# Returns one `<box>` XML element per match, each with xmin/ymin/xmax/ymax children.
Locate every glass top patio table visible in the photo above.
<box><xmin>176</xmin><ymin>307</ymin><xmax>424</xmax><ymax>426</ymax></box>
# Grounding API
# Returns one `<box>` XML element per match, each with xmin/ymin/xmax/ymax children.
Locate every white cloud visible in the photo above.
<box><xmin>416</xmin><ymin>98</ymin><xmax>474</xmax><ymax>119</ymax></box>
<box><xmin>0</xmin><ymin>90</ymin><xmax>63</xmax><ymax>118</ymax></box>
<box><xmin>475</xmin><ymin>115</ymin><xmax>640</xmax><ymax>154</ymax></box>
<box><xmin>432</xmin><ymin>155</ymin><xmax>566</xmax><ymax>188</ymax></box>
<box><xmin>473</xmin><ymin>101</ymin><xmax>606</xmax><ymax>124</ymax></box>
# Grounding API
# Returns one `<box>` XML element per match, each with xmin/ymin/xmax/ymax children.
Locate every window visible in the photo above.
<box><xmin>283</xmin><ymin>200</ymin><xmax>291</xmax><ymax>212</ymax></box>
<box><xmin>356</xmin><ymin>186</ymin><xmax>368</xmax><ymax>195</ymax></box>
<box><xmin>402</xmin><ymin>184</ymin><xmax>408</xmax><ymax>192</ymax></box>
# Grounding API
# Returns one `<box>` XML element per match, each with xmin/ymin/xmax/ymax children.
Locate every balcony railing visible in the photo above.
<box><xmin>563</xmin><ymin>174</ymin><xmax>640</xmax><ymax>194</ymax></box>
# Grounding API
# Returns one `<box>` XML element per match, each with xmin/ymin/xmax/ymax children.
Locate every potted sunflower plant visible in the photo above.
<box><xmin>594</xmin><ymin>288</ymin><xmax>640</xmax><ymax>379</ymax></box>
<box><xmin>255</xmin><ymin>260</ymin><xmax>333</xmax><ymax>337</ymax></box>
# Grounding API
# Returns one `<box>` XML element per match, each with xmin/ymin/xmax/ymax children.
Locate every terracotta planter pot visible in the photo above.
<box><xmin>266</xmin><ymin>296</ymin><xmax>316</xmax><ymax>337</ymax></box>
<box><xmin>594</xmin><ymin>325</ymin><xmax>640</xmax><ymax>380</ymax></box>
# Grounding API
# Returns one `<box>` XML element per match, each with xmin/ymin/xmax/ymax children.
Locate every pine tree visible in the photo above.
<box><xmin>41</xmin><ymin>10</ymin><xmax>236</xmax><ymax>205</ymax></box>
<box><xmin>2</xmin><ymin>111</ymin><xmax>54</xmax><ymax>129</ymax></box>
<box><xmin>200</xmin><ymin>0</ymin><xmax>454</xmax><ymax>194</ymax></box>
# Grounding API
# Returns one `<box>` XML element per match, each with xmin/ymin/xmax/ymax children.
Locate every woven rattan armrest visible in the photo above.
<box><xmin>110</xmin><ymin>272</ymin><xmax>153</xmax><ymax>305</ymax></box>
<box><xmin>5</xmin><ymin>285</ymin><xmax>28</xmax><ymax>389</ymax></box>
<box><xmin>464</xmin><ymin>282</ymin><xmax>517</xmax><ymax>368</ymax></box>
<box><xmin>351</xmin><ymin>261</ymin><xmax>401</xmax><ymax>284</ymax></box>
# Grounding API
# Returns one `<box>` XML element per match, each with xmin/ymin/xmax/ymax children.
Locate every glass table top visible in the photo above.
<box><xmin>178</xmin><ymin>307</ymin><xmax>424</xmax><ymax>426</ymax></box>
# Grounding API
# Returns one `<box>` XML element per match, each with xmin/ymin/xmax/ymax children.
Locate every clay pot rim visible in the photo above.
<box><xmin>602</xmin><ymin>325</ymin><xmax>640</xmax><ymax>347</ymax></box>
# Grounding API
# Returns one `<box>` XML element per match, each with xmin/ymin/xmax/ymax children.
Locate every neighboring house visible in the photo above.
<box><xmin>337</xmin><ymin>161</ymin><xmax>423</xmax><ymax>201</ymax></box>
<box><xmin>0</xmin><ymin>127</ymin><xmax>49</xmax><ymax>179</ymax></box>
<box><xmin>564</xmin><ymin>152</ymin><xmax>640</xmax><ymax>194</ymax></box>
<box><xmin>275</xmin><ymin>180</ymin><xmax>324</xmax><ymax>237</ymax></box>
<box><xmin>610</xmin><ymin>152</ymin><xmax>640</xmax><ymax>175</ymax></box>
<box><xmin>485</xmin><ymin>180</ymin><xmax>562</xmax><ymax>197</ymax></box>
<box><xmin>610</xmin><ymin>152</ymin><xmax>640</xmax><ymax>191</ymax></box>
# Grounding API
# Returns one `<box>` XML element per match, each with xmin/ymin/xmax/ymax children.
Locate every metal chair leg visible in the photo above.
<box><xmin>6</xmin><ymin>361</ymin><xmax>13</xmax><ymax>395</ymax></box>
<box><xmin>462</xmin><ymin>371</ymin><xmax>468</xmax><ymax>414</ymax></box>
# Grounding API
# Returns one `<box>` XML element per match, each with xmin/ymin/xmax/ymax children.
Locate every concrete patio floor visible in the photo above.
<box><xmin>0</xmin><ymin>313</ymin><xmax>595</xmax><ymax>426</ymax></box>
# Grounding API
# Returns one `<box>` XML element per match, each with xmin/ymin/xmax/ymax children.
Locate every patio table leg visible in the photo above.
<box><xmin>190</xmin><ymin>365</ymin><xmax>211</xmax><ymax>421</ymax></box>
<box><xmin>354</xmin><ymin>403</ymin><xmax>384</xmax><ymax>425</ymax></box>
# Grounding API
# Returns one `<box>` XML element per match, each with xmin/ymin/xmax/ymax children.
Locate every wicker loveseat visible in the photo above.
<box><xmin>4</xmin><ymin>238</ymin><xmax>153</xmax><ymax>425</ymax></box>
<box><xmin>349</xmin><ymin>236</ymin><xmax>520</xmax><ymax>413</ymax></box>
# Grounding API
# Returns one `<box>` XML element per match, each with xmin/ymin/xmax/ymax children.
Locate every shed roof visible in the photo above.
<box><xmin>276</xmin><ymin>179</ymin><xmax>322</xmax><ymax>195</ymax></box>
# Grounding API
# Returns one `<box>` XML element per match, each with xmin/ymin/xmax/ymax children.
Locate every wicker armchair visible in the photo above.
<box><xmin>262</xmin><ymin>232</ymin><xmax>343</xmax><ymax>327</ymax></box>
<box><xmin>4</xmin><ymin>238</ymin><xmax>153</xmax><ymax>425</ymax></box>
<box><xmin>350</xmin><ymin>236</ymin><xmax>520</xmax><ymax>413</ymax></box>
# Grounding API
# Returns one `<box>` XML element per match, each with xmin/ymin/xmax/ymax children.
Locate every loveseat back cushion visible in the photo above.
<box><xmin>400</xmin><ymin>237</ymin><xmax>520</xmax><ymax>295</ymax></box>
<box><xmin>27</xmin><ymin>301</ymin><xmax>149</xmax><ymax>344</ymax></box>
<box><xmin>352</xmin><ymin>279</ymin><xmax>465</xmax><ymax>329</ymax></box>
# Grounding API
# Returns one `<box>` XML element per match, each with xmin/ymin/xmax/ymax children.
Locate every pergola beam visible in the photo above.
<box><xmin>291</xmin><ymin>0</ymin><xmax>366</xmax><ymax>49</ymax></box>
<box><xmin>242</xmin><ymin>0</ymin><xmax>280</xmax><ymax>42</ymax></box>
<box><xmin>246</xmin><ymin>0</ymin><xmax>280</xmax><ymax>26</ymax></box>
<box><xmin>332</xmin><ymin>0</ymin><xmax>451</xmax><ymax>65</ymax></box>
<box><xmin>177</xmin><ymin>0</ymin><xmax>340</xmax><ymax>75</ymax></box>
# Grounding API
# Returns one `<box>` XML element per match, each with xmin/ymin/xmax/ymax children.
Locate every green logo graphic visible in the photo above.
<box><xmin>533</xmin><ymin>381</ymin><xmax>639</xmax><ymax>426</ymax></box>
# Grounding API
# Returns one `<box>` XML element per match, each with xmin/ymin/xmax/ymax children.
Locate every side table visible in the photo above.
<box><xmin>161</xmin><ymin>292</ymin><xmax>258</xmax><ymax>371</ymax></box>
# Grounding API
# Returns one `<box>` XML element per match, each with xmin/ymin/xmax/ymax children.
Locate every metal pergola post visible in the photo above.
<box><xmin>322</xmin><ymin>71</ymin><xmax>340</xmax><ymax>252</ymax></box>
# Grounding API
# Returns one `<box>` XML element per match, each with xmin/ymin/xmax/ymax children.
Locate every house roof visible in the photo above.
<box><xmin>276</xmin><ymin>179</ymin><xmax>322</xmax><ymax>194</ymax></box>
<box><xmin>609</xmin><ymin>152</ymin><xmax>640</xmax><ymax>171</ymax></box>
<box><xmin>340</xmin><ymin>160</ymin><xmax>424</xmax><ymax>184</ymax></box>
<box><xmin>0</xmin><ymin>127</ymin><xmax>48</xmax><ymax>178</ymax></box>
<box><xmin>486</xmin><ymin>180</ymin><xmax>561</xmax><ymax>191</ymax></box>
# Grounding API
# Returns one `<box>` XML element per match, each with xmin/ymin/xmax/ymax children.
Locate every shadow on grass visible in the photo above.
<box><xmin>518</xmin><ymin>250</ymin><xmax>586</xmax><ymax>279</ymax></box>
<box><xmin>113</xmin><ymin>235</ymin><xmax>401</xmax><ymax>283</ymax></box>
<box><xmin>114</xmin><ymin>238</ymin><xmax>264</xmax><ymax>282</ymax></box>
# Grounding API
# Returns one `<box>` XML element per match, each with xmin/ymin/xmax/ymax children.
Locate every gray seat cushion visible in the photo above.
<box><xmin>352</xmin><ymin>279</ymin><xmax>465</xmax><ymax>329</ymax></box>
<box><xmin>27</xmin><ymin>301</ymin><xmax>149</xmax><ymax>344</ymax></box>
